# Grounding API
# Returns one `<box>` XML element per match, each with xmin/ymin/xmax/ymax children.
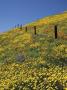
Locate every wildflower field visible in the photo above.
<box><xmin>0</xmin><ymin>12</ymin><xmax>67</xmax><ymax>90</ymax></box>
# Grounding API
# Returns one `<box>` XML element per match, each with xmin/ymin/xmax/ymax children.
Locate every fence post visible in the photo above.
<box><xmin>34</xmin><ymin>26</ymin><xmax>36</xmax><ymax>35</ymax></box>
<box><xmin>20</xmin><ymin>24</ymin><xmax>22</xmax><ymax>30</ymax></box>
<box><xmin>54</xmin><ymin>25</ymin><xmax>58</xmax><ymax>39</ymax></box>
<box><xmin>17</xmin><ymin>24</ymin><xmax>20</xmax><ymax>28</ymax></box>
<box><xmin>25</xmin><ymin>26</ymin><xmax>27</xmax><ymax>32</ymax></box>
<box><xmin>15</xmin><ymin>25</ymin><xmax>16</xmax><ymax>28</ymax></box>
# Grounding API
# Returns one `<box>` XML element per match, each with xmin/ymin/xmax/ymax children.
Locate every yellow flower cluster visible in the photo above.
<box><xmin>53</xmin><ymin>44</ymin><xmax>67</xmax><ymax>57</ymax></box>
<box><xmin>0</xmin><ymin>47</ymin><xmax>5</xmax><ymax>53</ymax></box>
<box><xmin>22</xmin><ymin>33</ymin><xmax>32</xmax><ymax>44</ymax></box>
<box><xmin>30</xmin><ymin>42</ymin><xmax>40</xmax><ymax>48</ymax></box>
<box><xmin>0</xmin><ymin>62</ymin><xmax>66</xmax><ymax>89</ymax></box>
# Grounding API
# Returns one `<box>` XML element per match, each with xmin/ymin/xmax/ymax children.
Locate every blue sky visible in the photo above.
<box><xmin>0</xmin><ymin>0</ymin><xmax>67</xmax><ymax>32</ymax></box>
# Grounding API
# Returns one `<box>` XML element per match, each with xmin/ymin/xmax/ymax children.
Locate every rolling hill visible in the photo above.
<box><xmin>0</xmin><ymin>11</ymin><xmax>67</xmax><ymax>90</ymax></box>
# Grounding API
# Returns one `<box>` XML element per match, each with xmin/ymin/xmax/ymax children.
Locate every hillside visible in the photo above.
<box><xmin>25</xmin><ymin>11</ymin><xmax>67</xmax><ymax>26</ymax></box>
<box><xmin>0</xmin><ymin>12</ymin><xmax>67</xmax><ymax>90</ymax></box>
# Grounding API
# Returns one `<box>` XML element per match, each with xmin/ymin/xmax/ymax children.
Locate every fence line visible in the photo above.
<box><xmin>14</xmin><ymin>24</ymin><xmax>67</xmax><ymax>39</ymax></box>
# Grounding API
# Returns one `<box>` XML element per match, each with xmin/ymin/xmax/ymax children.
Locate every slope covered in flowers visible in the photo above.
<box><xmin>0</xmin><ymin>12</ymin><xmax>67</xmax><ymax>90</ymax></box>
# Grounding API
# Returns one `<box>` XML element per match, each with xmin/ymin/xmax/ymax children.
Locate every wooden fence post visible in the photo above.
<box><xmin>25</xmin><ymin>26</ymin><xmax>27</xmax><ymax>32</ymax></box>
<box><xmin>15</xmin><ymin>25</ymin><xmax>16</xmax><ymax>28</ymax></box>
<box><xmin>54</xmin><ymin>25</ymin><xmax>58</xmax><ymax>39</ymax></box>
<box><xmin>17</xmin><ymin>24</ymin><xmax>19</xmax><ymax>28</ymax></box>
<box><xmin>34</xmin><ymin>26</ymin><xmax>36</xmax><ymax>35</ymax></box>
<box><xmin>20</xmin><ymin>24</ymin><xmax>22</xmax><ymax>30</ymax></box>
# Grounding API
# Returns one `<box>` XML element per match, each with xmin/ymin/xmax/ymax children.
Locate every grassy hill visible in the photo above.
<box><xmin>0</xmin><ymin>12</ymin><xmax>67</xmax><ymax>90</ymax></box>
